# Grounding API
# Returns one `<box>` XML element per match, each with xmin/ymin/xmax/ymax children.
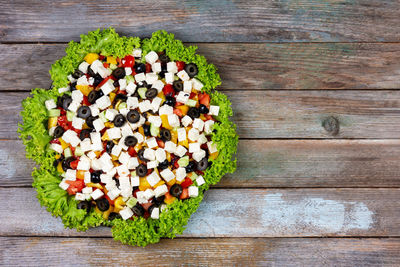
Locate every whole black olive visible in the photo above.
<box><xmin>90</xmin><ymin>171</ymin><xmax>101</xmax><ymax>183</ymax></box>
<box><xmin>187</xmin><ymin>107</ymin><xmax>200</xmax><ymax>119</ymax></box>
<box><xmin>115</xmin><ymin>93</ymin><xmax>128</xmax><ymax>102</ymax></box>
<box><xmin>62</xmin><ymin>157</ymin><xmax>75</xmax><ymax>171</ymax></box>
<box><xmin>137</xmin><ymin>148</ymin><xmax>148</xmax><ymax>162</ymax></box>
<box><xmin>159</xmin><ymin>53</ymin><xmax>170</xmax><ymax>63</ymax></box>
<box><xmin>143</xmin><ymin>124</ymin><xmax>151</xmax><ymax>136</ymax></box>
<box><xmin>72</xmin><ymin>69</ymin><xmax>84</xmax><ymax>79</ymax></box>
<box><xmin>199</xmin><ymin>104</ymin><xmax>209</xmax><ymax>114</ymax></box>
<box><xmin>158</xmin><ymin>160</ymin><xmax>169</xmax><ymax>170</ymax></box>
<box><xmin>135</xmin><ymin>63</ymin><xmax>146</xmax><ymax>73</ymax></box>
<box><xmin>152</xmin><ymin>195</ymin><xmax>165</xmax><ymax>206</ymax></box>
<box><xmin>86</xmin><ymin>116</ymin><xmax>97</xmax><ymax>128</ymax></box>
<box><xmin>185</xmin><ymin>161</ymin><xmax>196</xmax><ymax>173</ymax></box>
<box><xmin>108</xmin><ymin>212</ymin><xmax>121</xmax><ymax>221</ymax></box>
<box><xmin>164</xmin><ymin>96</ymin><xmax>176</xmax><ymax>107</ymax></box>
<box><xmin>62</xmin><ymin>96</ymin><xmax>72</xmax><ymax>110</ymax></box>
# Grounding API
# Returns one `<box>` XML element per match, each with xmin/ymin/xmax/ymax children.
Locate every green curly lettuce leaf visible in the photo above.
<box><xmin>18</xmin><ymin>28</ymin><xmax>238</xmax><ymax>246</ymax></box>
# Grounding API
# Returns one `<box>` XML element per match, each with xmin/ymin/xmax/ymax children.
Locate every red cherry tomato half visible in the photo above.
<box><xmin>198</xmin><ymin>93</ymin><xmax>210</xmax><ymax>107</ymax></box>
<box><xmin>180</xmin><ymin>177</ymin><xmax>193</xmax><ymax>188</ymax></box>
<box><xmin>66</xmin><ymin>179</ymin><xmax>85</xmax><ymax>195</ymax></box>
<box><xmin>123</xmin><ymin>55</ymin><xmax>135</xmax><ymax>68</ymax></box>
<box><xmin>176</xmin><ymin>61</ymin><xmax>185</xmax><ymax>71</ymax></box>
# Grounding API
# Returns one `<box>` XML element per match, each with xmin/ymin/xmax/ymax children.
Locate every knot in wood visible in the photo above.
<box><xmin>322</xmin><ymin>116</ymin><xmax>339</xmax><ymax>136</ymax></box>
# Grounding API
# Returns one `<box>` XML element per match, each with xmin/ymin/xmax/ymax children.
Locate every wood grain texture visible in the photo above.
<box><xmin>1</xmin><ymin>188</ymin><xmax>399</xmax><ymax>237</ymax></box>
<box><xmin>2</xmin><ymin>237</ymin><xmax>400</xmax><ymax>266</ymax></box>
<box><xmin>9</xmin><ymin>90</ymin><xmax>400</xmax><ymax>139</ymax></box>
<box><xmin>5</xmin><ymin>139</ymin><xmax>400</xmax><ymax>188</ymax></box>
<box><xmin>2</xmin><ymin>43</ymin><xmax>400</xmax><ymax>91</ymax></box>
<box><xmin>1</xmin><ymin>0</ymin><xmax>400</xmax><ymax>42</ymax></box>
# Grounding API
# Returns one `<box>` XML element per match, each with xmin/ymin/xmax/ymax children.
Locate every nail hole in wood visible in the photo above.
<box><xmin>322</xmin><ymin>116</ymin><xmax>339</xmax><ymax>136</ymax></box>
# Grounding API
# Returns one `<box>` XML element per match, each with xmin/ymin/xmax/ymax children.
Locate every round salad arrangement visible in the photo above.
<box><xmin>18</xmin><ymin>28</ymin><xmax>238</xmax><ymax>246</ymax></box>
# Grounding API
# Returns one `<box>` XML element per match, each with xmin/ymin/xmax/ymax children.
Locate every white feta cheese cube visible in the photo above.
<box><xmin>145</xmin><ymin>73</ymin><xmax>158</xmax><ymax>84</ymax></box>
<box><xmin>128</xmin><ymin>157</ymin><xmax>139</xmax><ymax>169</ymax></box>
<box><xmin>72</xmin><ymin>90</ymin><xmax>84</xmax><ymax>104</ymax></box>
<box><xmin>107</xmin><ymin>167</ymin><xmax>117</xmax><ymax>177</ymax></box>
<box><xmin>164</xmin><ymin>141</ymin><xmax>176</xmax><ymax>153</ymax></box>
<box><xmin>175</xmin><ymin>145</ymin><xmax>187</xmax><ymax>157</ymax></box>
<box><xmin>146</xmin><ymin>137</ymin><xmax>158</xmax><ymax>149</ymax></box>
<box><xmin>62</xmin><ymin>130</ymin><xmax>81</xmax><ymax>147</ymax></box>
<box><xmin>152</xmin><ymin>62</ymin><xmax>161</xmax><ymax>73</ymax></box>
<box><xmin>177</xmin><ymin>70</ymin><xmax>190</xmax><ymax>81</ymax></box>
<box><xmin>177</xmin><ymin>127</ymin><xmax>187</xmax><ymax>142</ymax></box>
<box><xmin>92</xmin><ymin>118</ymin><xmax>105</xmax><ymax>132</ymax></box>
<box><xmin>117</xmin><ymin>165</ymin><xmax>130</xmax><ymax>177</ymax></box>
<box><xmin>151</xmin><ymin>207</ymin><xmax>160</xmax><ymax>219</ymax></box>
<box><xmin>151</xmin><ymin>97</ymin><xmax>162</xmax><ymax>112</ymax></box>
<box><xmin>50</xmin><ymin>143</ymin><xmax>63</xmax><ymax>154</ymax></box>
<box><xmin>68</xmin><ymin>101</ymin><xmax>80</xmax><ymax>113</ymax></box>
<box><xmin>68</xmin><ymin>74</ymin><xmax>76</xmax><ymax>83</ymax></box>
<box><xmin>176</xmin><ymin>167</ymin><xmax>187</xmax><ymax>182</ymax></box>
<box><xmin>139</xmin><ymin>100</ymin><xmax>152</xmax><ymax>113</ymax></box>
<box><xmin>147</xmin><ymin>160</ymin><xmax>158</xmax><ymax>169</ymax></box>
<box><xmin>90</xmin><ymin>132</ymin><xmax>102</xmax><ymax>150</ymax></box>
<box><xmin>148</xmin><ymin>116</ymin><xmax>162</xmax><ymax>128</ymax></box>
<box><xmin>125</xmin><ymin>67</ymin><xmax>132</xmax><ymax>76</ymax></box>
<box><xmin>118</xmin><ymin>136</ymin><xmax>128</xmax><ymax>150</ymax></box>
<box><xmin>143</xmin><ymin>188</ymin><xmax>155</xmax><ymax>200</ymax></box>
<box><xmin>168</xmin><ymin>114</ymin><xmax>180</xmax><ymax>128</ymax></box>
<box><xmin>188</xmin><ymin>186</ymin><xmax>199</xmax><ymax>197</ymax></box>
<box><xmin>155</xmin><ymin>148</ymin><xmax>166</xmax><ymax>162</ymax></box>
<box><xmin>75</xmin><ymin>193</ymin><xmax>86</xmax><ymax>201</ymax></box>
<box><xmin>167</xmin><ymin>62</ymin><xmax>178</xmax><ymax>73</ymax></box>
<box><xmin>193</xmin><ymin>149</ymin><xmax>206</xmax><ymax>162</ymax></box>
<box><xmin>108</xmin><ymin>188</ymin><xmax>121</xmax><ymax>200</ymax></box>
<box><xmin>101</xmin><ymin>80</ymin><xmax>115</xmax><ymax>95</ymax></box>
<box><xmin>59</xmin><ymin>180</ymin><xmax>70</xmax><ymax>190</ymax></box>
<box><xmin>146</xmin><ymin>171</ymin><xmax>161</xmax><ymax>187</ymax></box>
<box><xmin>84</xmin><ymin>171</ymin><xmax>91</xmax><ymax>184</ymax></box>
<box><xmin>88</xmin><ymin>77</ymin><xmax>94</xmax><ymax>85</ymax></box>
<box><xmin>133</xmin><ymin>132</ymin><xmax>144</xmax><ymax>144</ymax></box>
<box><xmin>197</xmin><ymin>134</ymin><xmax>208</xmax><ymax>145</ymax></box>
<box><xmin>126</xmin><ymin>81</ymin><xmax>137</xmax><ymax>95</ymax></box>
<box><xmin>189</xmin><ymin>142</ymin><xmax>201</xmax><ymax>153</ymax></box>
<box><xmin>131</xmin><ymin>176</ymin><xmax>140</xmax><ymax>187</ymax></box>
<box><xmin>181</xmin><ymin>116</ymin><xmax>193</xmax><ymax>127</ymax></box>
<box><xmin>160</xmin><ymin>168</ymin><xmax>175</xmax><ymax>182</ymax></box>
<box><xmin>96</xmin><ymin>95</ymin><xmax>111</xmax><ymax>110</ymax></box>
<box><xmin>119</xmin><ymin>207</ymin><xmax>133</xmax><ymax>220</ymax></box>
<box><xmin>134</xmin><ymin>72</ymin><xmax>146</xmax><ymax>82</ymax></box>
<box><xmin>196</xmin><ymin>175</ymin><xmax>205</xmax><ymax>186</ymax></box>
<box><xmin>77</xmin><ymin>157</ymin><xmax>91</xmax><ymax>171</ymax></box>
<box><xmin>183</xmin><ymin>80</ymin><xmax>193</xmax><ymax>93</ymax></box>
<box><xmin>119</xmin><ymin>107</ymin><xmax>130</xmax><ymax>116</ymax></box>
<box><xmin>193</xmin><ymin>118</ymin><xmax>205</xmax><ymax>131</ymax></box>
<box><xmin>80</xmin><ymin>138</ymin><xmax>91</xmax><ymax>152</ymax></box>
<box><xmin>45</xmin><ymin>99</ymin><xmax>56</xmax><ymax>110</ymax></box>
<box><xmin>158</xmin><ymin>105</ymin><xmax>173</xmax><ymax>115</ymax></box>
<box><xmin>209</xmin><ymin>105</ymin><xmax>220</xmax><ymax>116</ymax></box>
<box><xmin>91</xmin><ymin>159</ymin><xmax>102</xmax><ymax>170</ymax></box>
<box><xmin>192</xmin><ymin>78</ymin><xmax>204</xmax><ymax>90</ymax></box>
<box><xmin>119</xmin><ymin>78</ymin><xmax>127</xmax><ymax>90</ymax></box>
<box><xmin>58</xmin><ymin>87</ymin><xmax>69</xmax><ymax>94</ymax></box>
<box><xmin>82</xmin><ymin>186</ymin><xmax>93</xmax><ymax>194</ymax></box>
<box><xmin>143</xmin><ymin>148</ymin><xmax>156</xmax><ymax>160</ymax></box>
<box><xmin>152</xmin><ymin>80</ymin><xmax>164</xmax><ymax>92</ymax></box>
<box><xmin>107</xmin><ymin>127</ymin><xmax>121</xmax><ymax>140</ymax></box>
<box><xmin>72</xmin><ymin>116</ymin><xmax>85</xmax><ymax>130</ymax></box>
<box><xmin>65</xmin><ymin>169</ymin><xmax>76</xmax><ymax>181</ymax></box>
<box><xmin>207</xmin><ymin>141</ymin><xmax>218</xmax><ymax>153</ymax></box>
<box><xmin>78</xmin><ymin>61</ymin><xmax>90</xmax><ymax>73</ymax></box>
<box><xmin>105</xmin><ymin>180</ymin><xmax>117</xmax><ymax>191</ymax></box>
<box><xmin>90</xmin><ymin>104</ymin><xmax>100</xmax><ymax>117</ymax></box>
<box><xmin>165</xmin><ymin>72</ymin><xmax>174</xmax><ymax>84</ymax></box>
<box><xmin>77</xmin><ymin>76</ymin><xmax>89</xmax><ymax>86</ymax></box>
<box><xmin>204</xmin><ymin>120</ymin><xmax>215</xmax><ymax>134</ymax></box>
<box><xmin>176</xmin><ymin>91</ymin><xmax>190</xmax><ymax>104</ymax></box>
<box><xmin>105</xmin><ymin>109</ymin><xmax>118</xmax><ymax>121</ymax></box>
<box><xmin>188</xmin><ymin>128</ymin><xmax>200</xmax><ymax>142</ymax></box>
<box><xmin>127</xmin><ymin>96</ymin><xmax>139</xmax><ymax>109</ymax></box>
<box><xmin>132</xmin><ymin>48</ymin><xmax>142</xmax><ymax>58</ymax></box>
<box><xmin>90</xmin><ymin>188</ymin><xmax>104</xmax><ymax>200</ymax></box>
<box><xmin>145</xmin><ymin>51</ymin><xmax>158</xmax><ymax>64</ymax></box>
<box><xmin>87</xmin><ymin>151</ymin><xmax>97</xmax><ymax>160</ymax></box>
<box><xmin>48</xmin><ymin>126</ymin><xmax>56</xmax><ymax>137</ymax></box>
<box><xmin>118</xmin><ymin>151</ymin><xmax>131</xmax><ymax>165</ymax></box>
<box><xmin>154</xmin><ymin>184</ymin><xmax>168</xmax><ymax>198</ymax></box>
<box><xmin>121</xmin><ymin>123</ymin><xmax>133</xmax><ymax>137</ymax></box>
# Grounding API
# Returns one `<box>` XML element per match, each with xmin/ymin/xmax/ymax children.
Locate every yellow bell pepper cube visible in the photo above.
<box><xmin>138</xmin><ymin>126</ymin><xmax>145</xmax><ymax>136</ymax></box>
<box><xmin>76</xmin><ymin>85</ymin><xmax>92</xmax><ymax>96</ymax></box>
<box><xmin>84</xmin><ymin>53</ymin><xmax>99</xmax><ymax>64</ymax></box>
<box><xmin>109</xmin><ymin>92</ymin><xmax>116</xmax><ymax>103</ymax></box>
<box><xmin>76</xmin><ymin>170</ymin><xmax>85</xmax><ymax>180</ymax></box>
<box><xmin>59</xmin><ymin>138</ymin><xmax>69</xmax><ymax>150</ymax></box>
<box><xmin>166</xmin><ymin>152</ymin><xmax>171</xmax><ymax>162</ymax></box>
<box><xmin>164</xmin><ymin>192</ymin><xmax>176</xmax><ymax>204</ymax></box>
<box><xmin>48</xmin><ymin>117</ymin><xmax>58</xmax><ymax>129</ymax></box>
<box><xmin>114</xmin><ymin>197</ymin><xmax>125</xmax><ymax>213</ymax></box>
<box><xmin>86</xmin><ymin>183</ymin><xmax>103</xmax><ymax>190</ymax></box>
<box><xmin>139</xmin><ymin>177</ymin><xmax>152</xmax><ymax>191</ymax></box>
<box><xmin>209</xmin><ymin>151</ymin><xmax>219</xmax><ymax>160</ymax></box>
<box><xmin>111</xmin><ymin>155</ymin><xmax>118</xmax><ymax>161</ymax></box>
<box><xmin>176</xmin><ymin>105</ymin><xmax>189</xmax><ymax>116</ymax></box>
<box><xmin>101</xmin><ymin>132</ymin><xmax>110</xmax><ymax>141</ymax></box>
<box><xmin>94</xmin><ymin>206</ymin><xmax>102</xmax><ymax>214</ymax></box>
<box><xmin>153</xmin><ymin>180</ymin><xmax>165</xmax><ymax>189</ymax></box>
<box><xmin>57</xmin><ymin>162</ymin><xmax>64</xmax><ymax>173</ymax></box>
<box><xmin>94</xmin><ymin>151</ymin><xmax>102</xmax><ymax>157</ymax></box>
<box><xmin>171</xmin><ymin>129</ymin><xmax>178</xmax><ymax>143</ymax></box>
<box><xmin>160</xmin><ymin>115</ymin><xmax>173</xmax><ymax>130</ymax></box>
<box><xmin>157</xmin><ymin>92</ymin><xmax>166</xmax><ymax>102</ymax></box>
<box><xmin>102</xmin><ymin>206</ymin><xmax>114</xmax><ymax>220</ymax></box>
<box><xmin>166</xmin><ymin>178</ymin><xmax>176</xmax><ymax>186</ymax></box>
<box><xmin>104</xmin><ymin>122</ymin><xmax>114</xmax><ymax>128</ymax></box>
<box><xmin>178</xmin><ymin>139</ymin><xmax>189</xmax><ymax>149</ymax></box>
<box><xmin>106</xmin><ymin>56</ymin><xmax>117</xmax><ymax>65</ymax></box>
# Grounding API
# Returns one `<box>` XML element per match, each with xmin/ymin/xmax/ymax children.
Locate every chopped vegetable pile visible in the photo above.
<box><xmin>18</xmin><ymin>28</ymin><xmax>238</xmax><ymax>246</ymax></box>
<box><xmin>48</xmin><ymin>50</ymin><xmax>220</xmax><ymax>221</ymax></box>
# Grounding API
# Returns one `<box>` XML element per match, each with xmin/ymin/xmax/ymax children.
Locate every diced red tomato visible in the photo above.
<box><xmin>116</xmin><ymin>89</ymin><xmax>127</xmax><ymax>95</ymax></box>
<box><xmin>123</xmin><ymin>55</ymin><xmax>135</xmax><ymax>68</ymax></box>
<box><xmin>156</xmin><ymin>138</ymin><xmax>165</xmax><ymax>148</ymax></box>
<box><xmin>180</xmin><ymin>177</ymin><xmax>193</xmax><ymax>188</ymax></box>
<box><xmin>173</xmin><ymin>108</ymin><xmax>183</xmax><ymax>117</ymax></box>
<box><xmin>57</xmin><ymin>107</ymin><xmax>66</xmax><ymax>116</ymax></box>
<box><xmin>105</xmin><ymin>195</ymin><xmax>115</xmax><ymax>205</ymax></box>
<box><xmin>128</xmin><ymin>146</ymin><xmax>137</xmax><ymax>157</ymax></box>
<box><xmin>198</xmin><ymin>93</ymin><xmax>210</xmax><ymax>107</ymax></box>
<box><xmin>180</xmin><ymin>188</ymin><xmax>189</xmax><ymax>199</ymax></box>
<box><xmin>97</xmin><ymin>76</ymin><xmax>111</xmax><ymax>88</ymax></box>
<box><xmin>143</xmin><ymin>211</ymin><xmax>150</xmax><ymax>219</ymax></box>
<box><xmin>82</xmin><ymin>96</ymin><xmax>90</xmax><ymax>106</ymax></box>
<box><xmin>99</xmin><ymin>55</ymin><xmax>105</xmax><ymax>61</ymax></box>
<box><xmin>176</xmin><ymin>61</ymin><xmax>185</xmax><ymax>71</ymax></box>
<box><xmin>175</xmin><ymin>102</ymin><xmax>184</xmax><ymax>107</ymax></box>
<box><xmin>57</xmin><ymin>115</ymin><xmax>72</xmax><ymax>130</ymax></box>
<box><xmin>189</xmin><ymin>92</ymin><xmax>196</xmax><ymax>99</ymax></box>
<box><xmin>162</xmin><ymin>84</ymin><xmax>175</xmax><ymax>97</ymax></box>
<box><xmin>103</xmin><ymin>62</ymin><xmax>109</xmax><ymax>68</ymax></box>
<box><xmin>50</xmin><ymin>139</ymin><xmax>60</xmax><ymax>144</ymax></box>
<box><xmin>141</xmin><ymin>202</ymin><xmax>153</xmax><ymax>211</ymax></box>
<box><xmin>145</xmin><ymin>63</ymin><xmax>152</xmax><ymax>73</ymax></box>
<box><xmin>196</xmin><ymin>170</ymin><xmax>204</xmax><ymax>176</ymax></box>
<box><xmin>204</xmin><ymin>114</ymin><xmax>214</xmax><ymax>121</ymax></box>
<box><xmin>66</xmin><ymin>179</ymin><xmax>85</xmax><ymax>195</ymax></box>
<box><xmin>173</xmin><ymin>160</ymin><xmax>180</xmax><ymax>169</ymax></box>
<box><xmin>70</xmin><ymin>159</ymin><xmax>79</xmax><ymax>170</ymax></box>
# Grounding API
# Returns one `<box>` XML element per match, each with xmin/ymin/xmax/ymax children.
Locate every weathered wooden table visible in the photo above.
<box><xmin>1</xmin><ymin>1</ymin><xmax>400</xmax><ymax>266</ymax></box>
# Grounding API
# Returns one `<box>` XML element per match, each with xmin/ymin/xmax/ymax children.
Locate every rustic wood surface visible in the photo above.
<box><xmin>1</xmin><ymin>0</ymin><xmax>400</xmax><ymax>265</ymax></box>
<box><xmin>2</xmin><ymin>43</ymin><xmax>400</xmax><ymax>91</ymax></box>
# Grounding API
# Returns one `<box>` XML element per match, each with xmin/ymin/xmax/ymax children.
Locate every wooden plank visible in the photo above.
<box><xmin>2</xmin><ymin>43</ymin><xmax>400</xmax><ymax>91</ymax></box>
<box><xmin>8</xmin><ymin>90</ymin><xmax>400</xmax><ymax>139</ymax></box>
<box><xmin>5</xmin><ymin>139</ymin><xmax>400</xmax><ymax>188</ymax></box>
<box><xmin>2</xmin><ymin>237</ymin><xmax>399</xmax><ymax>266</ymax></box>
<box><xmin>1</xmin><ymin>188</ymin><xmax>398</xmax><ymax>237</ymax></box>
<box><xmin>1</xmin><ymin>0</ymin><xmax>400</xmax><ymax>42</ymax></box>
